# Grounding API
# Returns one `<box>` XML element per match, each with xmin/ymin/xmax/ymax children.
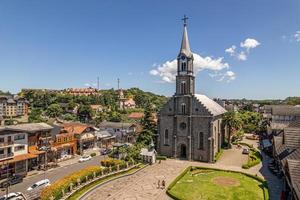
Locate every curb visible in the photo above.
<box><xmin>78</xmin><ymin>164</ymin><xmax>148</xmax><ymax>200</ymax></box>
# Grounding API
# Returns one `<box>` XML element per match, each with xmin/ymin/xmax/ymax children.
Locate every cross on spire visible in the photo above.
<box><xmin>182</xmin><ymin>15</ymin><xmax>189</xmax><ymax>27</ymax></box>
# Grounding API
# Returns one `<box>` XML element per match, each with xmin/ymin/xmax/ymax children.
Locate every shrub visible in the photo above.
<box><xmin>156</xmin><ymin>155</ymin><xmax>167</xmax><ymax>160</ymax></box>
<box><xmin>100</xmin><ymin>158</ymin><xmax>125</xmax><ymax>167</ymax></box>
<box><xmin>40</xmin><ymin>166</ymin><xmax>102</xmax><ymax>200</ymax></box>
<box><xmin>90</xmin><ymin>153</ymin><xmax>96</xmax><ymax>157</ymax></box>
<box><xmin>214</xmin><ymin>149</ymin><xmax>224</xmax><ymax>162</ymax></box>
<box><xmin>242</xmin><ymin>149</ymin><xmax>262</xmax><ymax>169</ymax></box>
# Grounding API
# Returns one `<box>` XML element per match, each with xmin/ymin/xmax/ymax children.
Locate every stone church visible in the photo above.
<box><xmin>157</xmin><ymin>17</ymin><xmax>227</xmax><ymax>163</ymax></box>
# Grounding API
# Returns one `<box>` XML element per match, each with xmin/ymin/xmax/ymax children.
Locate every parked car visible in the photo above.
<box><xmin>100</xmin><ymin>148</ymin><xmax>112</xmax><ymax>155</ymax></box>
<box><xmin>27</xmin><ymin>179</ymin><xmax>50</xmax><ymax>191</ymax></box>
<box><xmin>0</xmin><ymin>174</ymin><xmax>23</xmax><ymax>188</ymax></box>
<box><xmin>242</xmin><ymin>148</ymin><xmax>250</xmax><ymax>154</ymax></box>
<box><xmin>79</xmin><ymin>155</ymin><xmax>92</xmax><ymax>163</ymax></box>
<box><xmin>0</xmin><ymin>192</ymin><xmax>24</xmax><ymax>200</ymax></box>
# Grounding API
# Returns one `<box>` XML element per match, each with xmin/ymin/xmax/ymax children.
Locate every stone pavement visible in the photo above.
<box><xmin>82</xmin><ymin>141</ymin><xmax>282</xmax><ymax>200</ymax></box>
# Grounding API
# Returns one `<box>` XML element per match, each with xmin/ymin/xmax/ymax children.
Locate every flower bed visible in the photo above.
<box><xmin>100</xmin><ymin>158</ymin><xmax>125</xmax><ymax>167</ymax></box>
<box><xmin>41</xmin><ymin>166</ymin><xmax>102</xmax><ymax>200</ymax></box>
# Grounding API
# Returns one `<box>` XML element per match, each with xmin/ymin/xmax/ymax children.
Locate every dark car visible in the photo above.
<box><xmin>0</xmin><ymin>175</ymin><xmax>23</xmax><ymax>188</ymax></box>
<box><xmin>100</xmin><ymin>148</ymin><xmax>112</xmax><ymax>155</ymax></box>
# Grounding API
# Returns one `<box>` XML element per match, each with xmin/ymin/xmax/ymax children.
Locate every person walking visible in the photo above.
<box><xmin>161</xmin><ymin>180</ymin><xmax>165</xmax><ymax>189</ymax></box>
<box><xmin>157</xmin><ymin>180</ymin><xmax>160</xmax><ymax>189</ymax></box>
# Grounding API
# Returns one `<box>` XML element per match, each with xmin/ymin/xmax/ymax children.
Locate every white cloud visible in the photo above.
<box><xmin>240</xmin><ymin>38</ymin><xmax>260</xmax><ymax>51</ymax></box>
<box><xmin>237</xmin><ymin>51</ymin><xmax>247</xmax><ymax>61</ymax></box>
<box><xmin>150</xmin><ymin>53</ymin><xmax>230</xmax><ymax>83</ymax></box>
<box><xmin>84</xmin><ymin>83</ymin><xmax>91</xmax><ymax>87</ymax></box>
<box><xmin>294</xmin><ymin>31</ymin><xmax>300</xmax><ymax>42</ymax></box>
<box><xmin>225</xmin><ymin>38</ymin><xmax>260</xmax><ymax>61</ymax></box>
<box><xmin>225</xmin><ymin>45</ymin><xmax>236</xmax><ymax>56</ymax></box>
<box><xmin>210</xmin><ymin>71</ymin><xmax>236</xmax><ymax>82</ymax></box>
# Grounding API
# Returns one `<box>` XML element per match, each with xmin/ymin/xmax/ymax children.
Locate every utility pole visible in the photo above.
<box><xmin>97</xmin><ymin>77</ymin><xmax>100</xmax><ymax>90</ymax></box>
<box><xmin>117</xmin><ymin>78</ymin><xmax>120</xmax><ymax>91</ymax></box>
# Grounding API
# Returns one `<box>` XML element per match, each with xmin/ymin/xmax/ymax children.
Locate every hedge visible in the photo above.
<box><xmin>156</xmin><ymin>155</ymin><xmax>167</xmax><ymax>160</ymax></box>
<box><xmin>214</xmin><ymin>149</ymin><xmax>224</xmax><ymax>162</ymax></box>
<box><xmin>242</xmin><ymin>149</ymin><xmax>262</xmax><ymax>169</ymax></box>
<box><xmin>100</xmin><ymin>158</ymin><xmax>125</xmax><ymax>167</ymax></box>
<box><xmin>90</xmin><ymin>153</ymin><xmax>96</xmax><ymax>157</ymax></box>
<box><xmin>166</xmin><ymin>166</ymin><xmax>269</xmax><ymax>200</ymax></box>
<box><xmin>40</xmin><ymin>166</ymin><xmax>102</xmax><ymax>200</ymax></box>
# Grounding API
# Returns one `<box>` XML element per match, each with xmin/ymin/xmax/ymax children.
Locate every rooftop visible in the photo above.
<box><xmin>194</xmin><ymin>94</ymin><xmax>227</xmax><ymax>116</ymax></box>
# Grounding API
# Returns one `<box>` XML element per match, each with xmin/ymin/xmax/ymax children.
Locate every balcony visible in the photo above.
<box><xmin>0</xmin><ymin>141</ymin><xmax>14</xmax><ymax>147</ymax></box>
<box><xmin>0</xmin><ymin>153</ymin><xmax>14</xmax><ymax>161</ymax></box>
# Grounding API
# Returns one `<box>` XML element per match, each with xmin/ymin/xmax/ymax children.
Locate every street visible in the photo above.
<box><xmin>0</xmin><ymin>155</ymin><xmax>105</xmax><ymax>197</ymax></box>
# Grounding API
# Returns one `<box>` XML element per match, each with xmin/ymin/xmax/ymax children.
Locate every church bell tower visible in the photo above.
<box><xmin>176</xmin><ymin>15</ymin><xmax>195</xmax><ymax>96</ymax></box>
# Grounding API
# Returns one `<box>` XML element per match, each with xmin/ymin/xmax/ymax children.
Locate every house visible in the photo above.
<box><xmin>64</xmin><ymin>88</ymin><xmax>100</xmax><ymax>96</ymax></box>
<box><xmin>90</xmin><ymin>105</ymin><xmax>104</xmax><ymax>114</ymax></box>
<box><xmin>128</xmin><ymin>112</ymin><xmax>144</xmax><ymax>120</ymax></box>
<box><xmin>0</xmin><ymin>95</ymin><xmax>29</xmax><ymax>118</ymax></box>
<box><xmin>98</xmin><ymin>122</ymin><xmax>137</xmax><ymax>143</ymax></box>
<box><xmin>62</xmin><ymin>123</ymin><xmax>96</xmax><ymax>154</ymax></box>
<box><xmin>94</xmin><ymin>130</ymin><xmax>116</xmax><ymax>149</ymax></box>
<box><xmin>140</xmin><ymin>148</ymin><xmax>157</xmax><ymax>164</ymax></box>
<box><xmin>0</xmin><ymin>123</ymin><xmax>53</xmax><ymax>178</ymax></box>
<box><xmin>118</xmin><ymin>89</ymin><xmax>136</xmax><ymax>110</ymax></box>
<box><xmin>273</xmin><ymin>121</ymin><xmax>300</xmax><ymax>200</ymax></box>
<box><xmin>264</xmin><ymin>105</ymin><xmax>300</xmax><ymax>135</ymax></box>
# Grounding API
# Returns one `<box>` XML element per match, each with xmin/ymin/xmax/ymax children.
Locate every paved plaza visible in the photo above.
<box><xmin>82</xmin><ymin>145</ymin><xmax>282</xmax><ymax>200</ymax></box>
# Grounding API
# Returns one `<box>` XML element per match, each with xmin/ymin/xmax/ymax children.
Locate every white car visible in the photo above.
<box><xmin>27</xmin><ymin>179</ymin><xmax>50</xmax><ymax>191</ymax></box>
<box><xmin>79</xmin><ymin>155</ymin><xmax>92</xmax><ymax>163</ymax></box>
<box><xmin>0</xmin><ymin>192</ymin><xmax>23</xmax><ymax>200</ymax></box>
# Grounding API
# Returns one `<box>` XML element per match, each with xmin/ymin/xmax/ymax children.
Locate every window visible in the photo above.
<box><xmin>198</xmin><ymin>132</ymin><xmax>204</xmax><ymax>150</ymax></box>
<box><xmin>14</xmin><ymin>134</ymin><xmax>25</xmax><ymax>141</ymax></box>
<box><xmin>181</xmin><ymin>62</ymin><xmax>187</xmax><ymax>71</ymax></box>
<box><xmin>0</xmin><ymin>149</ymin><xmax>4</xmax><ymax>154</ymax></box>
<box><xmin>0</xmin><ymin>138</ymin><xmax>4</xmax><ymax>143</ymax></box>
<box><xmin>180</xmin><ymin>82</ymin><xmax>186</xmax><ymax>94</ymax></box>
<box><xmin>164</xmin><ymin>129</ymin><xmax>169</xmax><ymax>145</ymax></box>
<box><xmin>180</xmin><ymin>122</ymin><xmax>187</xmax><ymax>130</ymax></box>
<box><xmin>14</xmin><ymin>145</ymin><xmax>25</xmax><ymax>152</ymax></box>
<box><xmin>181</xmin><ymin>103</ymin><xmax>186</xmax><ymax>114</ymax></box>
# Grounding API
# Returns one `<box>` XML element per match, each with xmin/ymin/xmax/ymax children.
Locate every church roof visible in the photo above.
<box><xmin>179</xmin><ymin>25</ymin><xmax>193</xmax><ymax>58</ymax></box>
<box><xmin>194</xmin><ymin>94</ymin><xmax>227</xmax><ymax>116</ymax></box>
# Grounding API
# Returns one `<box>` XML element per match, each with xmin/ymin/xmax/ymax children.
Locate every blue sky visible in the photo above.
<box><xmin>0</xmin><ymin>0</ymin><xmax>299</xmax><ymax>99</ymax></box>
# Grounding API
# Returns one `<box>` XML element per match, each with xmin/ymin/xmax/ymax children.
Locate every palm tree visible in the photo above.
<box><xmin>222</xmin><ymin>111</ymin><xmax>242</xmax><ymax>148</ymax></box>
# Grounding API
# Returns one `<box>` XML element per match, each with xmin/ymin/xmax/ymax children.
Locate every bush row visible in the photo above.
<box><xmin>214</xmin><ymin>149</ymin><xmax>224</xmax><ymax>162</ymax></box>
<box><xmin>242</xmin><ymin>149</ymin><xmax>262</xmax><ymax>169</ymax></box>
<box><xmin>40</xmin><ymin>166</ymin><xmax>102</xmax><ymax>200</ymax></box>
<box><xmin>156</xmin><ymin>155</ymin><xmax>167</xmax><ymax>160</ymax></box>
<box><xmin>100</xmin><ymin>158</ymin><xmax>126</xmax><ymax>167</ymax></box>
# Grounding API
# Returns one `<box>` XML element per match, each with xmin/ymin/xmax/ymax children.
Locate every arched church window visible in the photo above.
<box><xmin>181</xmin><ymin>62</ymin><xmax>187</xmax><ymax>71</ymax></box>
<box><xmin>180</xmin><ymin>82</ymin><xmax>186</xmax><ymax>94</ymax></box>
<box><xmin>164</xmin><ymin>129</ymin><xmax>169</xmax><ymax>145</ymax></box>
<box><xmin>181</xmin><ymin>103</ymin><xmax>186</xmax><ymax>114</ymax></box>
<box><xmin>198</xmin><ymin>132</ymin><xmax>204</xmax><ymax>150</ymax></box>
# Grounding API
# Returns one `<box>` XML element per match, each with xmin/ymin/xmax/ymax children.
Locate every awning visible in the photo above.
<box><xmin>28</xmin><ymin>146</ymin><xmax>45</xmax><ymax>155</ymax></box>
<box><xmin>0</xmin><ymin>154</ymin><xmax>38</xmax><ymax>164</ymax></box>
<box><xmin>262</xmin><ymin>139</ymin><xmax>272</xmax><ymax>149</ymax></box>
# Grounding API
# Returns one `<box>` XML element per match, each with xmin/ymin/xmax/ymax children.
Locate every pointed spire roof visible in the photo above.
<box><xmin>179</xmin><ymin>15</ymin><xmax>193</xmax><ymax>58</ymax></box>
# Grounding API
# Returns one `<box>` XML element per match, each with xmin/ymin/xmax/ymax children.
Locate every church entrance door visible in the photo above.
<box><xmin>180</xmin><ymin>144</ymin><xmax>187</xmax><ymax>159</ymax></box>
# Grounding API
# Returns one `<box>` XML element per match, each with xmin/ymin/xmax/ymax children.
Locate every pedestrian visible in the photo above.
<box><xmin>157</xmin><ymin>180</ymin><xmax>160</xmax><ymax>189</ymax></box>
<box><xmin>161</xmin><ymin>180</ymin><xmax>165</xmax><ymax>189</ymax></box>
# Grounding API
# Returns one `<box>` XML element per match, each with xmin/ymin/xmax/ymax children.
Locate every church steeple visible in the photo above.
<box><xmin>176</xmin><ymin>15</ymin><xmax>195</xmax><ymax>96</ymax></box>
<box><xmin>179</xmin><ymin>15</ymin><xmax>193</xmax><ymax>58</ymax></box>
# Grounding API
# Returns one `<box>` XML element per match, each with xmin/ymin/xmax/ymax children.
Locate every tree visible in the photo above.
<box><xmin>222</xmin><ymin>111</ymin><xmax>242</xmax><ymax>148</ymax></box>
<box><xmin>107</xmin><ymin>111</ymin><xmax>122</xmax><ymax>122</ymax></box>
<box><xmin>62</xmin><ymin>113</ymin><xmax>77</xmax><ymax>121</ymax></box>
<box><xmin>137</xmin><ymin>102</ymin><xmax>157</xmax><ymax>145</ymax></box>
<box><xmin>28</xmin><ymin>108</ymin><xmax>45</xmax><ymax>123</ymax></box>
<box><xmin>93</xmin><ymin>112</ymin><xmax>107</xmax><ymax>125</ymax></box>
<box><xmin>46</xmin><ymin>104</ymin><xmax>63</xmax><ymax>118</ymax></box>
<box><xmin>77</xmin><ymin>104</ymin><xmax>93</xmax><ymax>123</ymax></box>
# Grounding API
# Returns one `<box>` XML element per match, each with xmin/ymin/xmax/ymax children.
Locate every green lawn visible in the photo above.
<box><xmin>168</xmin><ymin>167</ymin><xmax>268</xmax><ymax>200</ymax></box>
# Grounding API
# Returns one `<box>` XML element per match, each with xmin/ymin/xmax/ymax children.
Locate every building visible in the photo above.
<box><xmin>64</xmin><ymin>88</ymin><xmax>100</xmax><ymax>96</ymax></box>
<box><xmin>264</xmin><ymin>105</ymin><xmax>300</xmax><ymax>135</ymax></box>
<box><xmin>0</xmin><ymin>123</ymin><xmax>53</xmax><ymax>178</ymax></box>
<box><xmin>0</xmin><ymin>95</ymin><xmax>29</xmax><ymax>118</ymax></box>
<box><xmin>118</xmin><ymin>89</ymin><xmax>136</xmax><ymax>110</ymax></box>
<box><xmin>157</xmin><ymin>17</ymin><xmax>227</xmax><ymax>163</ymax></box>
<box><xmin>273</xmin><ymin>120</ymin><xmax>300</xmax><ymax>200</ymax></box>
<box><xmin>98</xmin><ymin>122</ymin><xmax>137</xmax><ymax>143</ymax></box>
<box><xmin>95</xmin><ymin>130</ymin><xmax>116</xmax><ymax>149</ymax></box>
<box><xmin>62</xmin><ymin>123</ymin><xmax>96</xmax><ymax>154</ymax></box>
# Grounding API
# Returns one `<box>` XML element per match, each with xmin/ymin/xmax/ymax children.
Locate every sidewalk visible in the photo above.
<box><xmin>26</xmin><ymin>147</ymin><xmax>102</xmax><ymax>179</ymax></box>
